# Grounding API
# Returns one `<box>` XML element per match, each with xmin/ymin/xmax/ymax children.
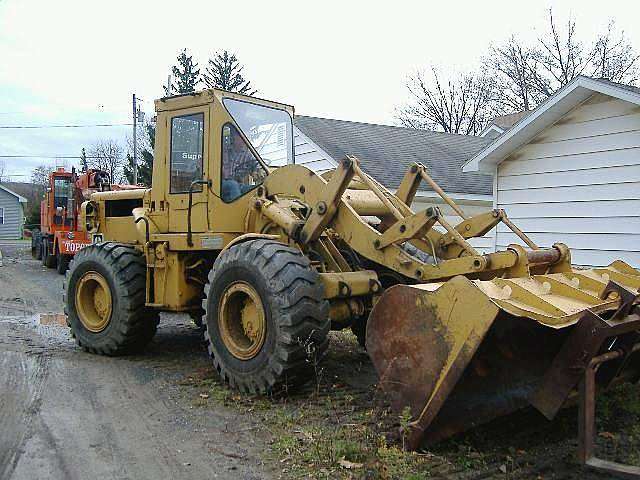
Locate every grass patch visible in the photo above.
<box><xmin>179</xmin><ymin>331</ymin><xmax>640</xmax><ymax>479</ymax></box>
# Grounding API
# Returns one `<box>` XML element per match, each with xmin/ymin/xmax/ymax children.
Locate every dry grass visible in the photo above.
<box><xmin>179</xmin><ymin>331</ymin><xmax>640</xmax><ymax>479</ymax></box>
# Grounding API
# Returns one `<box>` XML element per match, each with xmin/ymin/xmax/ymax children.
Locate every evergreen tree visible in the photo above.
<box><xmin>202</xmin><ymin>50</ymin><xmax>256</xmax><ymax>95</ymax></box>
<box><xmin>164</xmin><ymin>49</ymin><xmax>200</xmax><ymax>95</ymax></box>
<box><xmin>124</xmin><ymin>124</ymin><xmax>155</xmax><ymax>186</ymax></box>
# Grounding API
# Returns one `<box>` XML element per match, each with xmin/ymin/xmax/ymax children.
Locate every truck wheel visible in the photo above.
<box><xmin>351</xmin><ymin>318</ymin><xmax>367</xmax><ymax>349</ymax></box>
<box><xmin>56</xmin><ymin>249</ymin><xmax>70</xmax><ymax>274</ymax></box>
<box><xmin>42</xmin><ymin>239</ymin><xmax>58</xmax><ymax>269</ymax></box>
<box><xmin>36</xmin><ymin>233</ymin><xmax>43</xmax><ymax>260</ymax></box>
<box><xmin>189</xmin><ymin>309</ymin><xmax>204</xmax><ymax>329</ymax></box>
<box><xmin>64</xmin><ymin>243</ymin><xmax>159</xmax><ymax>355</ymax></box>
<box><xmin>203</xmin><ymin>239</ymin><xmax>330</xmax><ymax>394</ymax></box>
<box><xmin>31</xmin><ymin>230</ymin><xmax>41</xmax><ymax>259</ymax></box>
<box><xmin>41</xmin><ymin>238</ymin><xmax>49</xmax><ymax>266</ymax></box>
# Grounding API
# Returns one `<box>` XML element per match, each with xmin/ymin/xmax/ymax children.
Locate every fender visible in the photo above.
<box><xmin>220</xmin><ymin>233</ymin><xmax>281</xmax><ymax>254</ymax></box>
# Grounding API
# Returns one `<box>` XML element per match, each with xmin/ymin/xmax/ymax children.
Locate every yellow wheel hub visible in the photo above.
<box><xmin>218</xmin><ymin>281</ymin><xmax>266</xmax><ymax>360</ymax></box>
<box><xmin>75</xmin><ymin>271</ymin><xmax>113</xmax><ymax>333</ymax></box>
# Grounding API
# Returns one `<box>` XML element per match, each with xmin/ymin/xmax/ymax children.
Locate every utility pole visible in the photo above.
<box><xmin>132</xmin><ymin>93</ymin><xmax>138</xmax><ymax>185</ymax></box>
<box><xmin>81</xmin><ymin>148</ymin><xmax>87</xmax><ymax>172</ymax></box>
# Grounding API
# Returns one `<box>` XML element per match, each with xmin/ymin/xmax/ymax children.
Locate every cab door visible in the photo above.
<box><xmin>165</xmin><ymin>106</ymin><xmax>210</xmax><ymax>233</ymax></box>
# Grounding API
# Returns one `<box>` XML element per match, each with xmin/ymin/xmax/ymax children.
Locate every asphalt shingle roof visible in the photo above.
<box><xmin>489</xmin><ymin>111</ymin><xmax>531</xmax><ymax>130</ymax></box>
<box><xmin>294</xmin><ymin>116</ymin><xmax>493</xmax><ymax>196</ymax></box>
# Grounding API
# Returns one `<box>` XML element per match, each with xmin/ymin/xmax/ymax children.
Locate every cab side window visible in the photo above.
<box><xmin>221</xmin><ymin>124</ymin><xmax>267</xmax><ymax>202</ymax></box>
<box><xmin>170</xmin><ymin>113</ymin><xmax>204</xmax><ymax>193</ymax></box>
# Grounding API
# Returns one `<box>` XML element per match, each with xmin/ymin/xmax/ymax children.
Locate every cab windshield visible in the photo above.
<box><xmin>53</xmin><ymin>177</ymin><xmax>71</xmax><ymax>208</ymax></box>
<box><xmin>222</xmin><ymin>98</ymin><xmax>294</xmax><ymax>167</ymax></box>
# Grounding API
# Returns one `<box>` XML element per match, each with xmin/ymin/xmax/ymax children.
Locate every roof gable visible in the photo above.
<box><xmin>0</xmin><ymin>184</ymin><xmax>27</xmax><ymax>203</ymax></box>
<box><xmin>463</xmin><ymin>76</ymin><xmax>640</xmax><ymax>173</ymax></box>
<box><xmin>294</xmin><ymin>116</ymin><xmax>493</xmax><ymax>196</ymax></box>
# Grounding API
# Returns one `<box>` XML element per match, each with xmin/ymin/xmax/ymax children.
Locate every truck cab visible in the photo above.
<box><xmin>41</xmin><ymin>168</ymin><xmax>74</xmax><ymax>232</ymax></box>
<box><xmin>34</xmin><ymin>168</ymin><xmax>95</xmax><ymax>272</ymax></box>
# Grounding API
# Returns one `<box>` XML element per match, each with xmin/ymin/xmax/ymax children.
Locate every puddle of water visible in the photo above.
<box><xmin>0</xmin><ymin>313</ymin><xmax>72</xmax><ymax>343</ymax></box>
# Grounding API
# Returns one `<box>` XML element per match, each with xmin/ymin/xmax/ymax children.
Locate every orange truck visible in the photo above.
<box><xmin>31</xmin><ymin>167</ymin><xmax>139</xmax><ymax>274</ymax></box>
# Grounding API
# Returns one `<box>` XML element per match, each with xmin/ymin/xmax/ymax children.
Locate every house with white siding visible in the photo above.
<box><xmin>463</xmin><ymin>76</ymin><xmax>640</xmax><ymax>267</ymax></box>
<box><xmin>0</xmin><ymin>184</ymin><xmax>27</xmax><ymax>240</ymax></box>
<box><xmin>293</xmin><ymin>116</ymin><xmax>495</xmax><ymax>253</ymax></box>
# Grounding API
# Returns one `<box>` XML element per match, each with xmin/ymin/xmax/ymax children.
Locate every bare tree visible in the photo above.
<box><xmin>536</xmin><ymin>9</ymin><xmax>593</xmax><ymax>91</ymax></box>
<box><xmin>87</xmin><ymin>140</ymin><xmax>126</xmax><ymax>184</ymax></box>
<box><xmin>31</xmin><ymin>165</ymin><xmax>53</xmax><ymax>187</ymax></box>
<box><xmin>483</xmin><ymin>37</ymin><xmax>548</xmax><ymax>112</ymax></box>
<box><xmin>590</xmin><ymin>21</ymin><xmax>639</xmax><ymax>84</ymax></box>
<box><xmin>484</xmin><ymin>9</ymin><xmax>640</xmax><ymax>114</ymax></box>
<box><xmin>396</xmin><ymin>68</ymin><xmax>499</xmax><ymax>135</ymax></box>
<box><xmin>0</xmin><ymin>160</ymin><xmax>6</xmax><ymax>182</ymax></box>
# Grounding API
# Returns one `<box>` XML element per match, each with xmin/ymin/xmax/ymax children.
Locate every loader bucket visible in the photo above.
<box><xmin>366</xmin><ymin>261</ymin><xmax>640</xmax><ymax>451</ymax></box>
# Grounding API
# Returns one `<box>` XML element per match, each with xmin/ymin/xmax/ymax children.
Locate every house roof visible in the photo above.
<box><xmin>479</xmin><ymin>112</ymin><xmax>531</xmax><ymax>138</ymax></box>
<box><xmin>0</xmin><ymin>184</ymin><xmax>28</xmax><ymax>203</ymax></box>
<box><xmin>464</xmin><ymin>76</ymin><xmax>640</xmax><ymax>173</ymax></box>
<box><xmin>294</xmin><ymin>116</ymin><xmax>493</xmax><ymax>196</ymax></box>
<box><xmin>488</xmin><ymin>111</ymin><xmax>530</xmax><ymax>131</ymax></box>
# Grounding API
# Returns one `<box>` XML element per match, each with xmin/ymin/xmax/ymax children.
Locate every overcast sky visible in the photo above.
<box><xmin>1</xmin><ymin>0</ymin><xmax>638</xmax><ymax>180</ymax></box>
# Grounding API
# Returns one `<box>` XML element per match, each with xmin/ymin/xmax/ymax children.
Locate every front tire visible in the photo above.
<box><xmin>64</xmin><ymin>243</ymin><xmax>159</xmax><ymax>355</ymax></box>
<box><xmin>203</xmin><ymin>239</ymin><xmax>330</xmax><ymax>393</ymax></box>
<box><xmin>56</xmin><ymin>249</ymin><xmax>70</xmax><ymax>274</ymax></box>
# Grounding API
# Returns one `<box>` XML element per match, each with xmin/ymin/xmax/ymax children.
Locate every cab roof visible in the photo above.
<box><xmin>154</xmin><ymin>88</ymin><xmax>294</xmax><ymax>116</ymax></box>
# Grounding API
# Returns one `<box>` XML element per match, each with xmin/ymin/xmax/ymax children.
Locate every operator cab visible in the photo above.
<box><xmin>166</xmin><ymin>94</ymin><xmax>294</xmax><ymax>203</ymax></box>
<box><xmin>152</xmin><ymin>89</ymin><xmax>296</xmax><ymax>236</ymax></box>
<box><xmin>50</xmin><ymin>171</ymin><xmax>73</xmax><ymax>226</ymax></box>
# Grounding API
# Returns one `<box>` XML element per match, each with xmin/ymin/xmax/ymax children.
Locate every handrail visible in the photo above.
<box><xmin>187</xmin><ymin>179</ymin><xmax>212</xmax><ymax>247</ymax></box>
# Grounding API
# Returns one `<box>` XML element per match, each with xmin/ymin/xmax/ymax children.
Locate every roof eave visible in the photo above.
<box><xmin>0</xmin><ymin>184</ymin><xmax>28</xmax><ymax>203</ymax></box>
<box><xmin>479</xmin><ymin>124</ymin><xmax>505</xmax><ymax>137</ymax></box>
<box><xmin>462</xmin><ymin>76</ymin><xmax>640</xmax><ymax>173</ymax></box>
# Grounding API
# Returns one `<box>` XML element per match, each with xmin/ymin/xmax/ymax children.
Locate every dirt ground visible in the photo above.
<box><xmin>1</xmin><ymin>241</ymin><xmax>640</xmax><ymax>480</ymax></box>
<box><xmin>0</xmin><ymin>242</ymin><xmax>267</xmax><ymax>480</ymax></box>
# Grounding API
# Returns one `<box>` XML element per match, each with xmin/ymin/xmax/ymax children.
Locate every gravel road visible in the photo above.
<box><xmin>0</xmin><ymin>242</ymin><xmax>268</xmax><ymax>480</ymax></box>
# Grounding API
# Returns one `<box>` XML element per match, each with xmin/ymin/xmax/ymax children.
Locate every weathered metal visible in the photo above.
<box><xmin>578</xmin><ymin>341</ymin><xmax>640</xmax><ymax>477</ymax></box>
<box><xmin>368</xmin><ymin>272</ymin><xmax>640</xmax><ymax>451</ymax></box>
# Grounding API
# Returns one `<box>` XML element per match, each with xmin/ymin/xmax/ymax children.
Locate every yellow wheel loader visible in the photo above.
<box><xmin>65</xmin><ymin>89</ymin><xmax>640</xmax><ymax>476</ymax></box>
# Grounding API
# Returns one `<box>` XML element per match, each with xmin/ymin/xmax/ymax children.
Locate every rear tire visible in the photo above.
<box><xmin>31</xmin><ymin>230</ymin><xmax>41</xmax><ymax>259</ymax></box>
<box><xmin>351</xmin><ymin>318</ymin><xmax>367</xmax><ymax>348</ymax></box>
<box><xmin>64</xmin><ymin>242</ymin><xmax>159</xmax><ymax>355</ymax></box>
<box><xmin>42</xmin><ymin>239</ymin><xmax>57</xmax><ymax>269</ymax></box>
<box><xmin>203</xmin><ymin>239</ymin><xmax>330</xmax><ymax>394</ymax></box>
<box><xmin>189</xmin><ymin>309</ymin><xmax>204</xmax><ymax>329</ymax></box>
<box><xmin>36</xmin><ymin>234</ymin><xmax>43</xmax><ymax>260</ymax></box>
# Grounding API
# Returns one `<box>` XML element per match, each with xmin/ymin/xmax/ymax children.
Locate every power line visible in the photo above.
<box><xmin>0</xmin><ymin>122</ymin><xmax>133</xmax><ymax>129</ymax></box>
<box><xmin>0</xmin><ymin>155</ymin><xmax>101</xmax><ymax>159</ymax></box>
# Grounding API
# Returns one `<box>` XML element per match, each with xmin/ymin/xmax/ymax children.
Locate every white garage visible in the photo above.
<box><xmin>463</xmin><ymin>76</ymin><xmax>640</xmax><ymax>267</ymax></box>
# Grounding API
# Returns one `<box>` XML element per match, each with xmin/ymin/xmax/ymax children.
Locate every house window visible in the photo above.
<box><xmin>170</xmin><ymin>113</ymin><xmax>204</xmax><ymax>194</ymax></box>
<box><xmin>0</xmin><ymin>207</ymin><xmax>3</xmax><ymax>225</ymax></box>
